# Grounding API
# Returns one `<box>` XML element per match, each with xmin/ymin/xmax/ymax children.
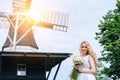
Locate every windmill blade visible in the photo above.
<box><xmin>30</xmin><ymin>8</ymin><xmax>69</xmax><ymax>32</ymax></box>
<box><xmin>12</xmin><ymin>0</ymin><xmax>32</xmax><ymax>12</ymax></box>
<box><xmin>0</xmin><ymin>12</ymin><xmax>10</xmax><ymax>29</ymax></box>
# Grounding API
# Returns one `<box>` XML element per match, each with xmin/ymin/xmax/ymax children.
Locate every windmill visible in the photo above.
<box><xmin>0</xmin><ymin>0</ymin><xmax>70</xmax><ymax>80</ymax></box>
<box><xmin>1</xmin><ymin>0</ymin><xmax>69</xmax><ymax>52</ymax></box>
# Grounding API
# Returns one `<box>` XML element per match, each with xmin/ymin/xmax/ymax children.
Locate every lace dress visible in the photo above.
<box><xmin>77</xmin><ymin>55</ymin><xmax>96</xmax><ymax>80</ymax></box>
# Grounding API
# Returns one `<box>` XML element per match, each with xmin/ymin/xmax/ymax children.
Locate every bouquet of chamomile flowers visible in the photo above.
<box><xmin>70</xmin><ymin>55</ymin><xmax>84</xmax><ymax>80</ymax></box>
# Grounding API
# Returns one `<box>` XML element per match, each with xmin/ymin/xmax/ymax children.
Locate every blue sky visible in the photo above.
<box><xmin>0</xmin><ymin>0</ymin><xmax>116</xmax><ymax>80</ymax></box>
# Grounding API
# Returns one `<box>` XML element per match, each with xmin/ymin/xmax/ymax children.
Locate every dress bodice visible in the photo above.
<box><xmin>77</xmin><ymin>55</ymin><xmax>96</xmax><ymax>80</ymax></box>
<box><xmin>81</xmin><ymin>55</ymin><xmax>90</xmax><ymax>69</ymax></box>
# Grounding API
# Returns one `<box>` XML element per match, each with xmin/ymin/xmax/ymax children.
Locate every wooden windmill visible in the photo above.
<box><xmin>2</xmin><ymin>0</ymin><xmax>69</xmax><ymax>52</ymax></box>
<box><xmin>0</xmin><ymin>0</ymin><xmax>70</xmax><ymax>80</ymax></box>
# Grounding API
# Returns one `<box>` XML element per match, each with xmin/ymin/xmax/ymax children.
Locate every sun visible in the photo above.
<box><xmin>28</xmin><ymin>8</ymin><xmax>40</xmax><ymax>21</ymax></box>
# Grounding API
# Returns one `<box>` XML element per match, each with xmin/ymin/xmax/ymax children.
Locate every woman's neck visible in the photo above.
<box><xmin>81</xmin><ymin>53</ymin><xmax>88</xmax><ymax>57</ymax></box>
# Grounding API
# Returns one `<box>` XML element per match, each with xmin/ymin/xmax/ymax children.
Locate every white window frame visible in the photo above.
<box><xmin>17</xmin><ymin>64</ymin><xmax>26</xmax><ymax>76</ymax></box>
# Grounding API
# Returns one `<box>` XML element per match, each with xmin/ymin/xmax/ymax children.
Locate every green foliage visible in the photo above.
<box><xmin>96</xmin><ymin>60</ymin><xmax>112</xmax><ymax>80</ymax></box>
<box><xmin>70</xmin><ymin>68</ymin><xmax>79</xmax><ymax>80</ymax></box>
<box><xmin>95</xmin><ymin>0</ymin><xmax>120</xmax><ymax>79</ymax></box>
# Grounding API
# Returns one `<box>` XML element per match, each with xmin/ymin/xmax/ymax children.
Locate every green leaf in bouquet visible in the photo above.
<box><xmin>70</xmin><ymin>68</ymin><xmax>79</xmax><ymax>80</ymax></box>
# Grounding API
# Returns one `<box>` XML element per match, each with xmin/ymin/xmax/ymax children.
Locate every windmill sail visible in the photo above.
<box><xmin>31</xmin><ymin>8</ymin><xmax>69</xmax><ymax>32</ymax></box>
<box><xmin>1</xmin><ymin>9</ymin><xmax>69</xmax><ymax>52</ymax></box>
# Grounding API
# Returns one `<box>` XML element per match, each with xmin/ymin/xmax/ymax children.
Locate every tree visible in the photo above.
<box><xmin>96</xmin><ymin>60</ymin><xmax>111</xmax><ymax>80</ymax></box>
<box><xmin>95</xmin><ymin>0</ymin><xmax>120</xmax><ymax>79</ymax></box>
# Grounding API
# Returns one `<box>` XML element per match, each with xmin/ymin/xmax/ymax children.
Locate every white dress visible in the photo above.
<box><xmin>77</xmin><ymin>55</ymin><xmax>96</xmax><ymax>80</ymax></box>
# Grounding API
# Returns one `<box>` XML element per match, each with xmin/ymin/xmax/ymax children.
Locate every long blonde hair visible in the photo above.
<box><xmin>80</xmin><ymin>41</ymin><xmax>98</xmax><ymax>73</ymax></box>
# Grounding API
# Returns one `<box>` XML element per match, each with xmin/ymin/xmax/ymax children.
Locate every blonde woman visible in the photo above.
<box><xmin>75</xmin><ymin>41</ymin><xmax>98</xmax><ymax>80</ymax></box>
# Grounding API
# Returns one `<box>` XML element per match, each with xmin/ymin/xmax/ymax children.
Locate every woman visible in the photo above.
<box><xmin>75</xmin><ymin>41</ymin><xmax>98</xmax><ymax>80</ymax></box>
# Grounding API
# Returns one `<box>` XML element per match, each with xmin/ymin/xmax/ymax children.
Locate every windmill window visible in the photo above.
<box><xmin>17</xmin><ymin>64</ymin><xmax>26</xmax><ymax>76</ymax></box>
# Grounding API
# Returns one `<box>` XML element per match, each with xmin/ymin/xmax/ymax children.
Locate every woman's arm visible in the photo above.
<box><xmin>88</xmin><ymin>55</ymin><xmax>96</xmax><ymax>74</ymax></box>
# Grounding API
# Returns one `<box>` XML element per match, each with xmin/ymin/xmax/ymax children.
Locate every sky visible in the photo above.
<box><xmin>0</xmin><ymin>0</ymin><xmax>116</xmax><ymax>80</ymax></box>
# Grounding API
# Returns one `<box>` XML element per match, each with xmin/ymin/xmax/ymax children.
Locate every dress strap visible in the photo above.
<box><xmin>87</xmin><ymin>55</ymin><xmax>90</xmax><ymax>61</ymax></box>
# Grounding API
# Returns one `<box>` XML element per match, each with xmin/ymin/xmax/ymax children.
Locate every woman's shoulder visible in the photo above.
<box><xmin>87</xmin><ymin>55</ymin><xmax>94</xmax><ymax>61</ymax></box>
<box><xmin>86</xmin><ymin>54</ymin><xmax>93</xmax><ymax>57</ymax></box>
<box><xmin>84</xmin><ymin>54</ymin><xmax>90</xmax><ymax>58</ymax></box>
<box><xmin>84</xmin><ymin>55</ymin><xmax>92</xmax><ymax>61</ymax></box>
<box><xmin>80</xmin><ymin>55</ymin><xmax>89</xmax><ymax>59</ymax></box>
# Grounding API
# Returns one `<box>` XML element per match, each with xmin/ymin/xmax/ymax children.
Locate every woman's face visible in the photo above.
<box><xmin>80</xmin><ymin>43</ymin><xmax>88</xmax><ymax>55</ymax></box>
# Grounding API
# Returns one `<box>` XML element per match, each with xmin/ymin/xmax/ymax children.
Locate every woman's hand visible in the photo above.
<box><xmin>74</xmin><ymin>65</ymin><xmax>79</xmax><ymax>70</ymax></box>
<box><xmin>74</xmin><ymin>65</ymin><xmax>83</xmax><ymax>72</ymax></box>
